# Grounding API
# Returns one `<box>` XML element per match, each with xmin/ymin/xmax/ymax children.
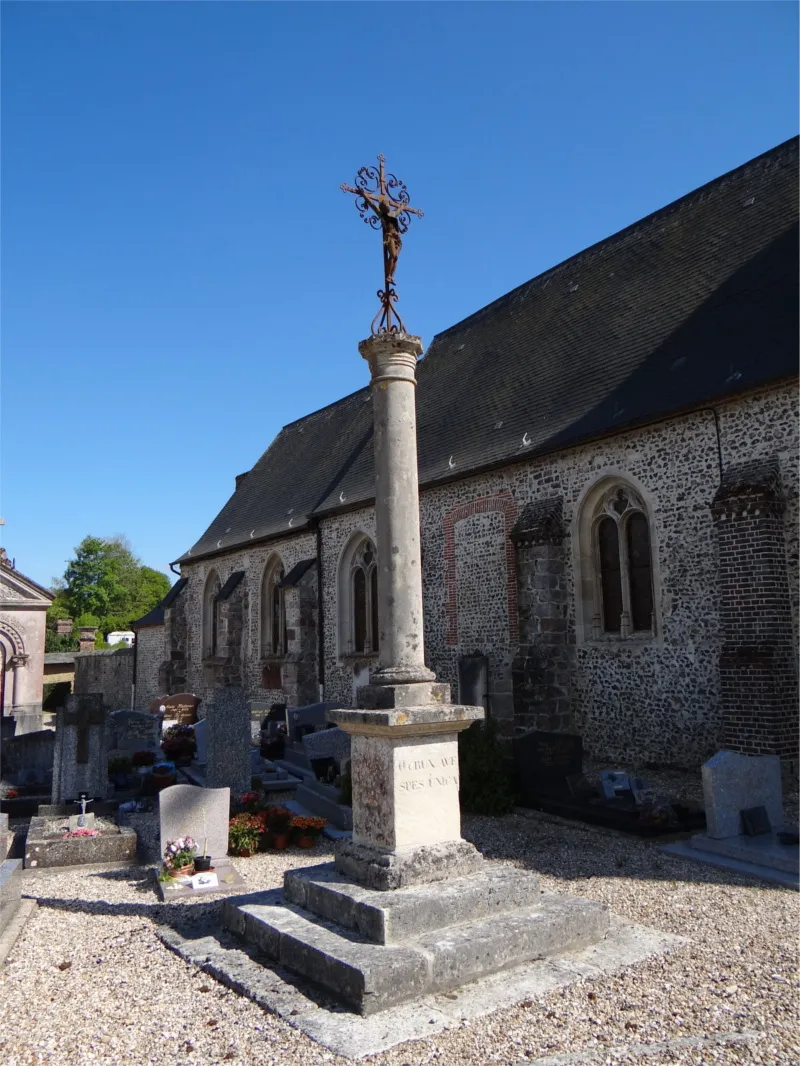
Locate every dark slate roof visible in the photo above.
<box><xmin>177</xmin><ymin>138</ymin><xmax>799</xmax><ymax>564</ymax></box>
<box><xmin>280</xmin><ymin>558</ymin><xmax>317</xmax><ymax>588</ymax></box>
<box><xmin>217</xmin><ymin>571</ymin><xmax>245</xmax><ymax>601</ymax></box>
<box><xmin>130</xmin><ymin>577</ymin><xmax>188</xmax><ymax>630</ymax></box>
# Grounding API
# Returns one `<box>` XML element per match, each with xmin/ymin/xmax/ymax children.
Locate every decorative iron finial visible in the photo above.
<box><xmin>341</xmin><ymin>154</ymin><xmax>423</xmax><ymax>335</ymax></box>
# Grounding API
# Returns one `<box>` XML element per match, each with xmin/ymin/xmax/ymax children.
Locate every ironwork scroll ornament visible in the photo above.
<box><xmin>341</xmin><ymin>154</ymin><xmax>423</xmax><ymax>335</ymax></box>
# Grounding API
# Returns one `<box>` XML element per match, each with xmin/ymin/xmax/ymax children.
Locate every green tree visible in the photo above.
<box><xmin>55</xmin><ymin>535</ymin><xmax>172</xmax><ymax>638</ymax></box>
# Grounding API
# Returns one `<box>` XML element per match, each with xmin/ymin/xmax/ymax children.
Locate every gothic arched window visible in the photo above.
<box><xmin>202</xmin><ymin>570</ymin><xmax>221</xmax><ymax>658</ymax></box>
<box><xmin>338</xmin><ymin>533</ymin><xmax>379</xmax><ymax>656</ymax></box>
<box><xmin>575</xmin><ymin>479</ymin><xmax>658</xmax><ymax>642</ymax></box>
<box><xmin>260</xmin><ymin>556</ymin><xmax>287</xmax><ymax>656</ymax></box>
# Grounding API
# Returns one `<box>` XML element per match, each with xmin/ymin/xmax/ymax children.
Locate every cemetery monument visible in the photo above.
<box><xmin>222</xmin><ymin>157</ymin><xmax>610</xmax><ymax>1012</ymax></box>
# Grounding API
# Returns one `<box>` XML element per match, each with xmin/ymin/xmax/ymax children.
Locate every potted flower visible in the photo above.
<box><xmin>108</xmin><ymin>754</ymin><xmax>133</xmax><ymax>789</ymax></box>
<box><xmin>160</xmin><ymin>725</ymin><xmax>196</xmax><ymax>765</ymax></box>
<box><xmin>228</xmin><ymin>814</ymin><xmax>261</xmax><ymax>857</ymax></box>
<box><xmin>132</xmin><ymin>750</ymin><xmax>157</xmax><ymax>769</ymax></box>
<box><xmin>289</xmin><ymin>814</ymin><xmax>327</xmax><ymax>848</ymax></box>
<box><xmin>160</xmin><ymin>836</ymin><xmax>197</xmax><ymax>880</ymax></box>
<box><xmin>267</xmin><ymin>806</ymin><xmax>293</xmax><ymax>850</ymax></box>
<box><xmin>240</xmin><ymin>790</ymin><xmax>262</xmax><ymax>813</ymax></box>
<box><xmin>151</xmin><ymin>761</ymin><xmax>177</xmax><ymax>791</ymax></box>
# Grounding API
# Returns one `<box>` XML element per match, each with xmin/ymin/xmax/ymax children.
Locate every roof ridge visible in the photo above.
<box><xmin>426</xmin><ymin>136</ymin><xmax>799</xmax><ymax>347</ymax></box>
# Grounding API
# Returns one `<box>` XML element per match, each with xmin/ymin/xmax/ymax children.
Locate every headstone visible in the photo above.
<box><xmin>193</xmin><ymin>717</ymin><xmax>208</xmax><ymax>765</ymax></box>
<box><xmin>302</xmin><ymin>725</ymin><xmax>351</xmax><ymax>772</ymax></box>
<box><xmin>51</xmin><ymin>694</ymin><xmax>110</xmax><ymax>803</ymax></box>
<box><xmin>513</xmin><ymin>731</ymin><xmax>583</xmax><ymax>800</ymax></box>
<box><xmin>159</xmin><ymin>783</ymin><xmax>230</xmax><ymax>860</ymax></box>
<box><xmin>148</xmin><ymin>693</ymin><xmax>200</xmax><ymax>726</ymax></box>
<box><xmin>206</xmin><ymin>688</ymin><xmax>250</xmax><ymax>795</ymax></box>
<box><xmin>702</xmin><ymin>751</ymin><xmax>784</xmax><ymax>840</ymax></box>
<box><xmin>110</xmin><ymin>710</ymin><xmax>161</xmax><ymax>754</ymax></box>
<box><xmin>286</xmin><ymin>702</ymin><xmax>342</xmax><ymax>745</ymax></box>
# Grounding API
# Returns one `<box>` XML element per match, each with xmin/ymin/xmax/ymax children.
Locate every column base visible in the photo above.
<box><xmin>356</xmin><ymin>681</ymin><xmax>451</xmax><ymax>710</ymax></box>
<box><xmin>334</xmin><ymin>838</ymin><xmax>484</xmax><ymax>891</ymax></box>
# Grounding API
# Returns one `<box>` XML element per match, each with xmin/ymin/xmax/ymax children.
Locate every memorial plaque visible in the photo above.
<box><xmin>148</xmin><ymin>693</ymin><xmax>200</xmax><ymax>726</ymax></box>
<box><xmin>600</xmin><ymin>771</ymin><xmax>632</xmax><ymax>800</ymax></box>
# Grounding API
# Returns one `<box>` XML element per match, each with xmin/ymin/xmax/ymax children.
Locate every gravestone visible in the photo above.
<box><xmin>149</xmin><ymin>693</ymin><xmax>200</xmax><ymax>727</ymax></box>
<box><xmin>286</xmin><ymin>702</ymin><xmax>342</xmax><ymax>745</ymax></box>
<box><xmin>193</xmin><ymin>717</ymin><xmax>208</xmax><ymax>765</ymax></box>
<box><xmin>206</xmin><ymin>688</ymin><xmax>250</xmax><ymax>795</ymax></box>
<box><xmin>159</xmin><ymin>783</ymin><xmax>230</xmax><ymax>860</ymax></box>
<box><xmin>302</xmin><ymin>726</ymin><xmax>351</xmax><ymax>772</ymax></box>
<box><xmin>513</xmin><ymin>730</ymin><xmax>583</xmax><ymax>802</ymax></box>
<box><xmin>110</xmin><ymin>710</ymin><xmax>161</xmax><ymax>754</ymax></box>
<box><xmin>702</xmin><ymin>750</ymin><xmax>784</xmax><ymax>839</ymax></box>
<box><xmin>51</xmin><ymin>694</ymin><xmax>110</xmax><ymax>803</ymax></box>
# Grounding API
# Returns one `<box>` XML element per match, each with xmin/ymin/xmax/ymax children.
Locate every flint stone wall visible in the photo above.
<box><xmin>150</xmin><ymin>381</ymin><xmax>797</xmax><ymax>769</ymax></box>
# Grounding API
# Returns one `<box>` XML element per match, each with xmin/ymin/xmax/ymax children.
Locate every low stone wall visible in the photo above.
<box><xmin>1</xmin><ymin>728</ymin><xmax>55</xmax><ymax>786</ymax></box>
<box><xmin>74</xmin><ymin>648</ymin><xmax>134</xmax><ymax>709</ymax></box>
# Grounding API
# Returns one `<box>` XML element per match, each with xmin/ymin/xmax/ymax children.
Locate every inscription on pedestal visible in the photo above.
<box><xmin>397</xmin><ymin>754</ymin><xmax>458</xmax><ymax>793</ymax></box>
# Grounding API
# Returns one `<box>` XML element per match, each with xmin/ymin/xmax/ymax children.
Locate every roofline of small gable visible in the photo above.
<box><xmin>0</xmin><ymin>564</ymin><xmax>55</xmax><ymax>605</ymax></box>
<box><xmin>425</xmin><ymin>135</ymin><xmax>799</xmax><ymax>354</ymax></box>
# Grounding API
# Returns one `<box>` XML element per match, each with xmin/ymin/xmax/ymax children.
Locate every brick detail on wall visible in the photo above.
<box><xmin>443</xmin><ymin>493</ymin><xmax>518</xmax><ymax>647</ymax></box>
<box><xmin>711</xmin><ymin>460</ymin><xmax>799</xmax><ymax>760</ymax></box>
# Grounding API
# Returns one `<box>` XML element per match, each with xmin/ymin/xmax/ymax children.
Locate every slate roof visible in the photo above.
<box><xmin>177</xmin><ymin>137</ymin><xmax>799</xmax><ymax>565</ymax></box>
<box><xmin>130</xmin><ymin>577</ymin><xmax>188</xmax><ymax>630</ymax></box>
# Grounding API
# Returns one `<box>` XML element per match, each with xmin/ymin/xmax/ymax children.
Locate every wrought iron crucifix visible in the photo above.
<box><xmin>341</xmin><ymin>154</ymin><xmax>423</xmax><ymax>334</ymax></box>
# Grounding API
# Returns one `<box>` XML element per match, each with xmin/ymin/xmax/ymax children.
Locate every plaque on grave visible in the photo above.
<box><xmin>513</xmin><ymin>731</ymin><xmax>583</xmax><ymax>802</ymax></box>
<box><xmin>741</xmin><ymin>805</ymin><xmax>771</xmax><ymax>837</ymax></box>
<box><xmin>148</xmin><ymin>693</ymin><xmax>200</xmax><ymax>726</ymax></box>
<box><xmin>600</xmin><ymin>771</ymin><xmax>632</xmax><ymax>801</ymax></box>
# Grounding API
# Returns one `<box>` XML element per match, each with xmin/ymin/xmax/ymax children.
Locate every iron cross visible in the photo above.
<box><xmin>341</xmin><ymin>154</ymin><xmax>423</xmax><ymax>335</ymax></box>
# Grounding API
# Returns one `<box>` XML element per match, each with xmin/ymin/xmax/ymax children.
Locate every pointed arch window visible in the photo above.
<box><xmin>202</xmin><ymin>570</ymin><xmax>221</xmax><ymax>658</ymax></box>
<box><xmin>261</xmin><ymin>556</ymin><xmax>287</xmax><ymax>657</ymax></box>
<box><xmin>591</xmin><ymin>487</ymin><xmax>654</xmax><ymax>638</ymax></box>
<box><xmin>338</xmin><ymin>534</ymin><xmax>379</xmax><ymax>656</ymax></box>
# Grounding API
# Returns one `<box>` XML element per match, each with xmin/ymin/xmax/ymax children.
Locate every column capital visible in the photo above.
<box><xmin>359</xmin><ymin>333</ymin><xmax>423</xmax><ymax>385</ymax></box>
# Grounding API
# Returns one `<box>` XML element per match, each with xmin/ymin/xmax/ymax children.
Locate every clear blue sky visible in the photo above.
<box><xmin>2</xmin><ymin>2</ymin><xmax>797</xmax><ymax>589</ymax></box>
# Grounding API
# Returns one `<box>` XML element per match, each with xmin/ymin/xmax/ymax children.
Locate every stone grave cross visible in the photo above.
<box><xmin>65</xmin><ymin>696</ymin><xmax>106</xmax><ymax>764</ymax></box>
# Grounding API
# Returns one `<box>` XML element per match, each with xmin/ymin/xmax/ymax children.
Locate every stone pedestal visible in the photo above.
<box><xmin>329</xmin><ymin>705</ymin><xmax>484</xmax><ymax>889</ymax></box>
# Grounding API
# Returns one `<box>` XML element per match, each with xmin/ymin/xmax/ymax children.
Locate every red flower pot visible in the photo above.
<box><xmin>296</xmin><ymin>836</ymin><xmax>315</xmax><ymax>848</ymax></box>
<box><xmin>272</xmin><ymin>833</ymin><xmax>289</xmax><ymax>850</ymax></box>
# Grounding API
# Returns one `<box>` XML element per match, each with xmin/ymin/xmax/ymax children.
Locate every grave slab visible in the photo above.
<box><xmin>25</xmin><ymin>817</ymin><xmax>137</xmax><ymax>869</ymax></box>
<box><xmin>0</xmin><ymin>859</ymin><xmax>36</xmax><ymax>964</ymax></box>
<box><xmin>662</xmin><ymin>839</ymin><xmax>799</xmax><ymax>890</ymax></box>
<box><xmin>154</xmin><ymin>860</ymin><xmax>245</xmax><ymax>901</ymax></box>
<box><xmin>690</xmin><ymin>831</ymin><xmax>799</xmax><ymax>875</ymax></box>
<box><xmin>702</xmin><ymin>751</ymin><xmax>784</xmax><ymax>839</ymax></box>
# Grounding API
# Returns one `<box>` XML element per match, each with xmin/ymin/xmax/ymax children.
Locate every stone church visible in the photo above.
<box><xmin>134</xmin><ymin>137</ymin><xmax>799</xmax><ymax>770</ymax></box>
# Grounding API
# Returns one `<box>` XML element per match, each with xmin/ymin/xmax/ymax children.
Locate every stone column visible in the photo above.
<box><xmin>359</xmin><ymin>333</ymin><xmax>435</xmax><ymax>691</ymax></box>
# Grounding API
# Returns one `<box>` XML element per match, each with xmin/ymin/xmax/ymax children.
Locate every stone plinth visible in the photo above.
<box><xmin>328</xmin><ymin>704</ymin><xmax>484</xmax><ymax>890</ymax></box>
<box><xmin>25</xmin><ymin>818</ymin><xmax>137</xmax><ymax>869</ymax></box>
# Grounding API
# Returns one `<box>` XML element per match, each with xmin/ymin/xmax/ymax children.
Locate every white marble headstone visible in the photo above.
<box><xmin>159</xmin><ymin>783</ymin><xmax>230</xmax><ymax>860</ymax></box>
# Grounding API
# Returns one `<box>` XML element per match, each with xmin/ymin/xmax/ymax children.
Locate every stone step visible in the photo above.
<box><xmin>222</xmin><ymin>886</ymin><xmax>609</xmax><ymax>1015</ymax></box>
<box><xmin>284</xmin><ymin>861</ymin><xmax>542</xmax><ymax>944</ymax></box>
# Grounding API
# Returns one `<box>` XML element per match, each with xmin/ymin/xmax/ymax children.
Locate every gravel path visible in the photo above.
<box><xmin>1</xmin><ymin>811</ymin><xmax>798</xmax><ymax>1066</ymax></box>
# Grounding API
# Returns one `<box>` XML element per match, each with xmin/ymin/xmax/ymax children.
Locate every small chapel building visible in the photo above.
<box><xmin>134</xmin><ymin>138</ymin><xmax>799</xmax><ymax>769</ymax></box>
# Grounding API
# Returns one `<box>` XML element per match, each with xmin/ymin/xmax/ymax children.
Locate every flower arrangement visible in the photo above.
<box><xmin>162</xmin><ymin>836</ymin><xmax>197</xmax><ymax>873</ymax></box>
<box><xmin>161</xmin><ymin>724</ymin><xmax>196</xmax><ymax>761</ymax></box>
<box><xmin>268</xmin><ymin>806</ymin><xmax>293</xmax><ymax>833</ymax></box>
<box><xmin>228</xmin><ymin>814</ymin><xmax>262</xmax><ymax>857</ymax></box>
<box><xmin>289</xmin><ymin>815</ymin><xmax>327</xmax><ymax>847</ymax></box>
<box><xmin>6</xmin><ymin>789</ymin><xmax>18</xmax><ymax>800</ymax></box>
<box><xmin>132</xmin><ymin>750</ymin><xmax>157</xmax><ymax>767</ymax></box>
<box><xmin>63</xmin><ymin>828</ymin><xmax>99</xmax><ymax>838</ymax></box>
<box><xmin>240</xmin><ymin>791</ymin><xmax>262</xmax><ymax>812</ymax></box>
<box><xmin>108</xmin><ymin>754</ymin><xmax>133</xmax><ymax>778</ymax></box>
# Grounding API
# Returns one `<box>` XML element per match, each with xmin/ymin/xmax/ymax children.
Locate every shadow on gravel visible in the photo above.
<box><xmin>462</xmin><ymin>812</ymin><xmax>797</xmax><ymax>892</ymax></box>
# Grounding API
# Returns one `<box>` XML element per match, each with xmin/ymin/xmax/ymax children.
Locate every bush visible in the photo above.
<box><xmin>458</xmin><ymin>719</ymin><xmax>514</xmax><ymax>816</ymax></box>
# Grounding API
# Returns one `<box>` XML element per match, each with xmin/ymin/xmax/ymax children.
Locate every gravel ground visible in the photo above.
<box><xmin>1</xmin><ymin>798</ymin><xmax>798</xmax><ymax>1066</ymax></box>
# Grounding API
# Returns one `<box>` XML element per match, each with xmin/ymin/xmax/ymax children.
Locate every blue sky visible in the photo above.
<box><xmin>2</xmin><ymin>2</ymin><xmax>797</xmax><ymax>589</ymax></box>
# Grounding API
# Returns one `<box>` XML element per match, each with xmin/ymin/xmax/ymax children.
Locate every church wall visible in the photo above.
<box><xmin>177</xmin><ymin>532</ymin><xmax>317</xmax><ymax>712</ymax></box>
<box><xmin>132</xmin><ymin>626</ymin><xmax>165</xmax><ymax>711</ymax></box>
<box><xmin>0</xmin><ymin>606</ymin><xmax>47</xmax><ymax>718</ymax></box>
<box><xmin>138</xmin><ymin>380</ymin><xmax>797</xmax><ymax>770</ymax></box>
